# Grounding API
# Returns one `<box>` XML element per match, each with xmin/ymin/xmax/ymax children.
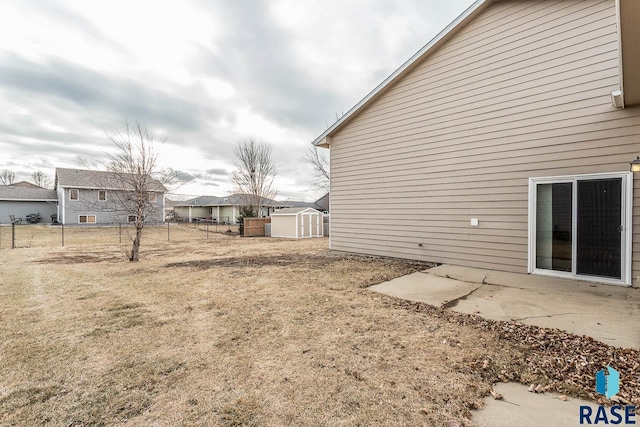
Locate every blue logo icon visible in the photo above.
<box><xmin>595</xmin><ymin>366</ymin><xmax>620</xmax><ymax>399</ymax></box>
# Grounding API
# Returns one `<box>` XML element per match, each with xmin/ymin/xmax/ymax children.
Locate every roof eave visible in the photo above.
<box><xmin>0</xmin><ymin>199</ymin><xmax>58</xmax><ymax>202</ymax></box>
<box><xmin>311</xmin><ymin>0</ymin><xmax>492</xmax><ymax>147</ymax></box>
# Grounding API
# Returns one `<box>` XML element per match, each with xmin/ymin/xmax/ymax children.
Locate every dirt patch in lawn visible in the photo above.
<box><xmin>0</xmin><ymin>234</ymin><xmax>636</xmax><ymax>426</ymax></box>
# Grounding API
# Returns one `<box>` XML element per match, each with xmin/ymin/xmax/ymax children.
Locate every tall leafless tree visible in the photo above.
<box><xmin>304</xmin><ymin>146</ymin><xmax>329</xmax><ymax>192</ymax></box>
<box><xmin>0</xmin><ymin>169</ymin><xmax>15</xmax><ymax>185</ymax></box>
<box><xmin>105</xmin><ymin>120</ymin><xmax>168</xmax><ymax>262</ymax></box>
<box><xmin>231</xmin><ymin>139</ymin><xmax>278</xmax><ymax>217</ymax></box>
<box><xmin>31</xmin><ymin>170</ymin><xmax>51</xmax><ymax>188</ymax></box>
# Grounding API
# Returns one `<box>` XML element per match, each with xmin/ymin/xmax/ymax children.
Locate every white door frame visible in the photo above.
<box><xmin>528</xmin><ymin>171</ymin><xmax>632</xmax><ymax>286</ymax></box>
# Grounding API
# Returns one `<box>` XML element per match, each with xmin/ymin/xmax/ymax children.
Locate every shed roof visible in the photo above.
<box><xmin>55</xmin><ymin>168</ymin><xmax>167</xmax><ymax>192</ymax></box>
<box><xmin>271</xmin><ymin>207</ymin><xmax>322</xmax><ymax>215</ymax></box>
<box><xmin>312</xmin><ymin>0</ymin><xmax>639</xmax><ymax>147</ymax></box>
<box><xmin>0</xmin><ymin>185</ymin><xmax>57</xmax><ymax>201</ymax></box>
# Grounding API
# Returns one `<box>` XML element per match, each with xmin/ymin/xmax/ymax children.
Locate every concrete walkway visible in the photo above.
<box><xmin>370</xmin><ymin>264</ymin><xmax>640</xmax><ymax>349</ymax></box>
<box><xmin>370</xmin><ymin>265</ymin><xmax>640</xmax><ymax>426</ymax></box>
<box><xmin>472</xmin><ymin>383</ymin><xmax>599</xmax><ymax>427</ymax></box>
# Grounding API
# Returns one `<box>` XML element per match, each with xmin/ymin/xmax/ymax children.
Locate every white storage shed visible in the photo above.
<box><xmin>271</xmin><ymin>207</ymin><xmax>324</xmax><ymax>238</ymax></box>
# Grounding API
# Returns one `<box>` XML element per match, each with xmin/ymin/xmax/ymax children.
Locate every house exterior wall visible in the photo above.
<box><xmin>329</xmin><ymin>0</ymin><xmax>640</xmax><ymax>280</ymax></box>
<box><xmin>219</xmin><ymin>206</ymin><xmax>236</xmax><ymax>224</ymax></box>
<box><xmin>271</xmin><ymin>215</ymin><xmax>298</xmax><ymax>238</ymax></box>
<box><xmin>0</xmin><ymin>201</ymin><xmax>57</xmax><ymax>224</ymax></box>
<box><xmin>60</xmin><ymin>187</ymin><xmax>164</xmax><ymax>224</ymax></box>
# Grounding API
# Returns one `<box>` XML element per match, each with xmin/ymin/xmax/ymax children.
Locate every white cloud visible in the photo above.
<box><xmin>0</xmin><ymin>0</ymin><xmax>476</xmax><ymax>201</ymax></box>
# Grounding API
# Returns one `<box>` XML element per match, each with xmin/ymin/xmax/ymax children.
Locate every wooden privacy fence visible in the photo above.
<box><xmin>242</xmin><ymin>217</ymin><xmax>270</xmax><ymax>237</ymax></box>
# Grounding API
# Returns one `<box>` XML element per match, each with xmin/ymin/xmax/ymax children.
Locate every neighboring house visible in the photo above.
<box><xmin>173</xmin><ymin>194</ymin><xmax>290</xmax><ymax>223</ymax></box>
<box><xmin>164</xmin><ymin>198</ymin><xmax>181</xmax><ymax>221</ymax></box>
<box><xmin>55</xmin><ymin>168</ymin><xmax>167</xmax><ymax>225</ymax></box>
<box><xmin>0</xmin><ymin>184</ymin><xmax>57</xmax><ymax>224</ymax></box>
<box><xmin>312</xmin><ymin>0</ymin><xmax>640</xmax><ymax>286</ymax></box>
<box><xmin>287</xmin><ymin>193</ymin><xmax>330</xmax><ymax>213</ymax></box>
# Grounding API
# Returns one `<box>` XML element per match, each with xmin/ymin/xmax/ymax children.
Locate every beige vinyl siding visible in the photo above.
<box><xmin>329</xmin><ymin>0</ymin><xmax>640</xmax><ymax>279</ymax></box>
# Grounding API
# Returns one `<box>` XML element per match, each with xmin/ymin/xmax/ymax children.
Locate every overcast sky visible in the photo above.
<box><xmin>0</xmin><ymin>0</ymin><xmax>475</xmax><ymax>201</ymax></box>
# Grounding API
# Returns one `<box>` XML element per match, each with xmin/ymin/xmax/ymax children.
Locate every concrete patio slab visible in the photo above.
<box><xmin>370</xmin><ymin>265</ymin><xmax>639</xmax><ymax>426</ymax></box>
<box><xmin>370</xmin><ymin>265</ymin><xmax>640</xmax><ymax>348</ymax></box>
<box><xmin>472</xmin><ymin>383</ymin><xmax>598</xmax><ymax>427</ymax></box>
<box><xmin>368</xmin><ymin>272</ymin><xmax>479</xmax><ymax>307</ymax></box>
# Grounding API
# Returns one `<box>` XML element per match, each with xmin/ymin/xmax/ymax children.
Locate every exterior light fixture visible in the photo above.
<box><xmin>630</xmin><ymin>156</ymin><xmax>640</xmax><ymax>173</ymax></box>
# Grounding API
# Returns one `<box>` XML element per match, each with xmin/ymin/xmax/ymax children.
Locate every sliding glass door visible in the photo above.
<box><xmin>530</xmin><ymin>173</ymin><xmax>630</xmax><ymax>284</ymax></box>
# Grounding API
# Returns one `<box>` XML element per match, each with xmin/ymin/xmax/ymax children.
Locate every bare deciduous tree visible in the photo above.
<box><xmin>231</xmin><ymin>139</ymin><xmax>278</xmax><ymax>217</ymax></box>
<box><xmin>105</xmin><ymin>120</ymin><xmax>168</xmax><ymax>262</ymax></box>
<box><xmin>0</xmin><ymin>169</ymin><xmax>15</xmax><ymax>185</ymax></box>
<box><xmin>304</xmin><ymin>146</ymin><xmax>329</xmax><ymax>192</ymax></box>
<box><xmin>31</xmin><ymin>170</ymin><xmax>51</xmax><ymax>188</ymax></box>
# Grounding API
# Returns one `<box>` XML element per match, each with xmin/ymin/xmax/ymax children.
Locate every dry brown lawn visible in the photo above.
<box><xmin>1</xmin><ymin>227</ymin><xmax>634</xmax><ymax>426</ymax></box>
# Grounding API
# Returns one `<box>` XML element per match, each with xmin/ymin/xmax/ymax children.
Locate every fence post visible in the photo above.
<box><xmin>119</xmin><ymin>223</ymin><xmax>122</xmax><ymax>244</ymax></box>
<box><xmin>61</xmin><ymin>223</ymin><xmax>64</xmax><ymax>247</ymax></box>
<box><xmin>12</xmin><ymin>223</ymin><xmax>15</xmax><ymax>249</ymax></box>
<box><xmin>167</xmin><ymin>221</ymin><xmax>170</xmax><ymax>241</ymax></box>
<box><xmin>206</xmin><ymin>222</ymin><xmax>209</xmax><ymax>239</ymax></box>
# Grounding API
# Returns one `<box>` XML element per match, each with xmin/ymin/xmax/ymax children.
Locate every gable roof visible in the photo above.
<box><xmin>10</xmin><ymin>181</ymin><xmax>42</xmax><ymax>188</ymax></box>
<box><xmin>55</xmin><ymin>168</ymin><xmax>167</xmax><ymax>192</ymax></box>
<box><xmin>0</xmin><ymin>185</ymin><xmax>57</xmax><ymax>201</ymax></box>
<box><xmin>312</xmin><ymin>0</ymin><xmax>638</xmax><ymax>147</ymax></box>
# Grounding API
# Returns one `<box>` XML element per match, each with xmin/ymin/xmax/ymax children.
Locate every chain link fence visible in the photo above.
<box><xmin>0</xmin><ymin>222</ymin><xmax>239</xmax><ymax>250</ymax></box>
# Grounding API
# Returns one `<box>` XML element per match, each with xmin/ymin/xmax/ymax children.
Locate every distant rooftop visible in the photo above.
<box><xmin>0</xmin><ymin>185</ymin><xmax>57</xmax><ymax>201</ymax></box>
<box><xmin>55</xmin><ymin>168</ymin><xmax>167</xmax><ymax>192</ymax></box>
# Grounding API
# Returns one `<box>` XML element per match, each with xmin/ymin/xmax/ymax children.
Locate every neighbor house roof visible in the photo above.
<box><xmin>287</xmin><ymin>193</ymin><xmax>329</xmax><ymax>211</ymax></box>
<box><xmin>10</xmin><ymin>181</ymin><xmax>42</xmax><ymax>188</ymax></box>
<box><xmin>0</xmin><ymin>185</ymin><xmax>57</xmax><ymax>201</ymax></box>
<box><xmin>312</xmin><ymin>0</ymin><xmax>640</xmax><ymax>147</ymax></box>
<box><xmin>176</xmin><ymin>193</ymin><xmax>290</xmax><ymax>208</ymax></box>
<box><xmin>55</xmin><ymin>168</ymin><xmax>167</xmax><ymax>192</ymax></box>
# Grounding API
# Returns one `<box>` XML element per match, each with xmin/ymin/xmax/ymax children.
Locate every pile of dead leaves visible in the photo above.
<box><xmin>394</xmin><ymin>300</ymin><xmax>640</xmax><ymax>405</ymax></box>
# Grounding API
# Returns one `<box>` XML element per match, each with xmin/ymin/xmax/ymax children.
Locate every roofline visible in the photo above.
<box><xmin>0</xmin><ymin>198</ymin><xmax>58</xmax><ymax>202</ymax></box>
<box><xmin>311</xmin><ymin>0</ymin><xmax>491</xmax><ymax>147</ymax></box>
<box><xmin>56</xmin><ymin>184</ymin><xmax>165</xmax><ymax>192</ymax></box>
<box><xmin>271</xmin><ymin>207</ymin><xmax>322</xmax><ymax>215</ymax></box>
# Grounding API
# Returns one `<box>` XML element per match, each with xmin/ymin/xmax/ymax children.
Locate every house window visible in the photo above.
<box><xmin>70</xmin><ymin>189</ymin><xmax>79</xmax><ymax>200</ymax></box>
<box><xmin>528</xmin><ymin>172</ymin><xmax>631</xmax><ymax>285</ymax></box>
<box><xmin>148</xmin><ymin>192</ymin><xmax>157</xmax><ymax>203</ymax></box>
<box><xmin>128</xmin><ymin>215</ymin><xmax>137</xmax><ymax>223</ymax></box>
<box><xmin>98</xmin><ymin>190</ymin><xmax>106</xmax><ymax>201</ymax></box>
<box><xmin>78</xmin><ymin>215</ymin><xmax>96</xmax><ymax>224</ymax></box>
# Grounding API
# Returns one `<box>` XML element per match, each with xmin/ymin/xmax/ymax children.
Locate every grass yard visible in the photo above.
<box><xmin>0</xmin><ymin>229</ymin><xmax>637</xmax><ymax>426</ymax></box>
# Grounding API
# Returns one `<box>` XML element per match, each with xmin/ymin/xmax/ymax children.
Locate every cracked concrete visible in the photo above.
<box><xmin>369</xmin><ymin>265</ymin><xmax>640</xmax><ymax>426</ymax></box>
<box><xmin>441</xmin><ymin>283</ymin><xmax>486</xmax><ymax>309</ymax></box>
<box><xmin>369</xmin><ymin>265</ymin><xmax>640</xmax><ymax>349</ymax></box>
